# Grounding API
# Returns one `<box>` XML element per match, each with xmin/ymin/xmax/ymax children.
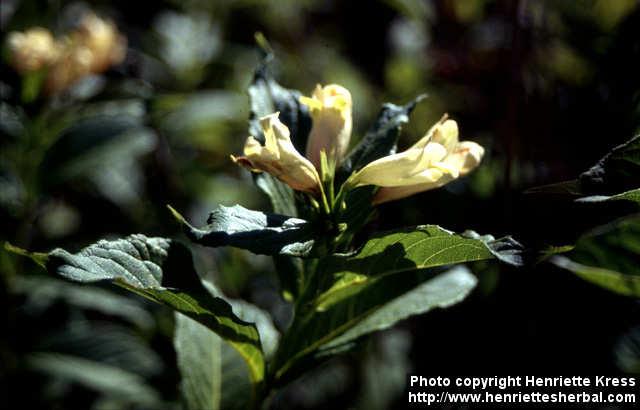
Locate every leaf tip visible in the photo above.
<box><xmin>4</xmin><ymin>241</ymin><xmax>48</xmax><ymax>268</ymax></box>
<box><xmin>254</xmin><ymin>32</ymin><xmax>273</xmax><ymax>58</ymax></box>
<box><xmin>166</xmin><ymin>204</ymin><xmax>187</xmax><ymax>225</ymax></box>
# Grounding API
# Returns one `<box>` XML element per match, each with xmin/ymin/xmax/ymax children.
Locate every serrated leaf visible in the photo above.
<box><xmin>175</xmin><ymin>313</ymin><xmax>221</xmax><ymax>410</ymax></box>
<box><xmin>314</xmin><ymin>225</ymin><xmax>519</xmax><ymax>309</ymax></box>
<box><xmin>461</xmin><ymin>231</ymin><xmax>526</xmax><ymax>266</ymax></box>
<box><xmin>10</xmin><ymin>234</ymin><xmax>265</xmax><ymax>386</ymax></box>
<box><xmin>171</xmin><ymin>204</ymin><xmax>316</xmax><ymax>257</ymax></box>
<box><xmin>551</xmin><ymin>215</ymin><xmax>640</xmax><ymax>297</ymax></box>
<box><xmin>201</xmin><ymin>280</ymin><xmax>280</xmax><ymax>359</ymax></box>
<box><xmin>323</xmin><ymin>225</ymin><xmax>521</xmax><ymax>286</ymax></box>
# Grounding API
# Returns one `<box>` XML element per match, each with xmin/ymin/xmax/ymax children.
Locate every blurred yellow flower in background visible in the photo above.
<box><xmin>6</xmin><ymin>12</ymin><xmax>127</xmax><ymax>95</ymax></box>
<box><xmin>6</xmin><ymin>28</ymin><xmax>60</xmax><ymax>73</ymax></box>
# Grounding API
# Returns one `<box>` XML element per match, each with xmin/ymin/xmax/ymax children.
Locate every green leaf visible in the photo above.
<box><xmin>551</xmin><ymin>215</ymin><xmax>640</xmax><ymax>297</ymax></box>
<box><xmin>247</xmin><ymin>51</ymin><xmax>311</xmax><ymax>221</ymax></box>
<box><xmin>220</xmin><ymin>341</ymin><xmax>252</xmax><ymax>410</ymax></box>
<box><xmin>174</xmin><ymin>312</ymin><xmax>255</xmax><ymax>410</ymax></box>
<box><xmin>27</xmin><ymin>353</ymin><xmax>161</xmax><ymax>406</ymax></box>
<box><xmin>322</xmin><ymin>225</ymin><xmax>521</xmax><ymax>291</ymax></box>
<box><xmin>174</xmin><ymin>313</ymin><xmax>221</xmax><ymax>410</ymax></box>
<box><xmin>173</xmin><ymin>281</ymin><xmax>276</xmax><ymax>409</ymax></box>
<box><xmin>575</xmin><ymin>188</ymin><xmax>640</xmax><ymax>205</ymax></box>
<box><xmin>41</xmin><ymin>114</ymin><xmax>154</xmax><ymax>186</ymax></box>
<box><xmin>338</xmin><ymin>95</ymin><xmax>425</xmax><ymax>177</ymax></box>
<box><xmin>9</xmin><ymin>234</ymin><xmax>266</xmax><ymax>386</ymax></box>
<box><xmin>273</xmin><ymin>267</ymin><xmax>473</xmax><ymax>384</ymax></box>
<box><xmin>170</xmin><ymin>204</ymin><xmax>316</xmax><ymax>257</ymax></box>
<box><xmin>39</xmin><ymin>320</ymin><xmax>162</xmax><ymax>377</ymax></box>
<box><xmin>255</xmin><ymin>173</ymin><xmax>297</xmax><ymax>216</ymax></box>
<box><xmin>321</xmin><ymin>265</ymin><xmax>477</xmax><ymax>350</ymax></box>
<box><xmin>526</xmin><ymin>135</ymin><xmax>640</xmax><ymax>200</ymax></box>
<box><xmin>14</xmin><ymin>275</ymin><xmax>154</xmax><ymax>329</ymax></box>
<box><xmin>461</xmin><ymin>231</ymin><xmax>526</xmax><ymax>266</ymax></box>
<box><xmin>248</xmin><ymin>53</ymin><xmax>311</xmax><ymax>153</ymax></box>
<box><xmin>272</xmin><ymin>225</ymin><xmax>520</xmax><ymax>382</ymax></box>
<box><xmin>579</xmin><ymin>134</ymin><xmax>640</xmax><ymax>195</ymax></box>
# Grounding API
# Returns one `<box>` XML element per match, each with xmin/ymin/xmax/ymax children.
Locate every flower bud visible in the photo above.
<box><xmin>348</xmin><ymin>116</ymin><xmax>484</xmax><ymax>204</ymax></box>
<box><xmin>233</xmin><ymin>113</ymin><xmax>322</xmax><ymax>195</ymax></box>
<box><xmin>300</xmin><ymin>84</ymin><xmax>352</xmax><ymax>169</ymax></box>
<box><xmin>6</xmin><ymin>28</ymin><xmax>60</xmax><ymax>73</ymax></box>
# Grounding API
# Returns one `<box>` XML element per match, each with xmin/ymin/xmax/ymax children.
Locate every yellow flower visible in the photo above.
<box><xmin>300</xmin><ymin>84</ymin><xmax>352</xmax><ymax>169</ymax></box>
<box><xmin>45</xmin><ymin>40</ymin><xmax>94</xmax><ymax>94</ymax></box>
<box><xmin>7</xmin><ymin>13</ymin><xmax>127</xmax><ymax>95</ymax></box>
<box><xmin>6</xmin><ymin>28</ymin><xmax>60</xmax><ymax>73</ymax></box>
<box><xmin>233</xmin><ymin>113</ymin><xmax>322</xmax><ymax>195</ymax></box>
<box><xmin>73</xmin><ymin>12</ymin><xmax>127</xmax><ymax>73</ymax></box>
<box><xmin>349</xmin><ymin>115</ymin><xmax>484</xmax><ymax>204</ymax></box>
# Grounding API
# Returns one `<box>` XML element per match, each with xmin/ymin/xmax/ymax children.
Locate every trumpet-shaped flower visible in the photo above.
<box><xmin>349</xmin><ymin>116</ymin><xmax>484</xmax><ymax>204</ymax></box>
<box><xmin>300</xmin><ymin>84</ymin><xmax>352</xmax><ymax>169</ymax></box>
<box><xmin>233</xmin><ymin>113</ymin><xmax>322</xmax><ymax>194</ymax></box>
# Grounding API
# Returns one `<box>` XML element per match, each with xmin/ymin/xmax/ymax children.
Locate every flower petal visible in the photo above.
<box><xmin>236</xmin><ymin>113</ymin><xmax>321</xmax><ymax>195</ymax></box>
<box><xmin>301</xmin><ymin>84</ymin><xmax>352</xmax><ymax>169</ymax></box>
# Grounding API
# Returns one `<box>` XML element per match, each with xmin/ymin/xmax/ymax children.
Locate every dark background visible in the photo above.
<box><xmin>1</xmin><ymin>0</ymin><xmax>639</xmax><ymax>409</ymax></box>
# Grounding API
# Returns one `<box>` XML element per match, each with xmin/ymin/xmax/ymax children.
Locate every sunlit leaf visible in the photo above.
<box><xmin>8</xmin><ymin>235</ymin><xmax>266</xmax><ymax>386</ymax></box>
<box><xmin>551</xmin><ymin>215</ymin><xmax>640</xmax><ymax>297</ymax></box>
<box><xmin>170</xmin><ymin>204</ymin><xmax>316</xmax><ymax>257</ymax></box>
<box><xmin>272</xmin><ymin>225</ymin><xmax>520</xmax><ymax>383</ymax></box>
<box><xmin>321</xmin><ymin>265</ymin><xmax>477</xmax><ymax>350</ymax></box>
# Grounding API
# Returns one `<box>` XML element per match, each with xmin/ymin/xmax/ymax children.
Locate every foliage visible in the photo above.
<box><xmin>2</xmin><ymin>1</ymin><xmax>639</xmax><ymax>409</ymax></box>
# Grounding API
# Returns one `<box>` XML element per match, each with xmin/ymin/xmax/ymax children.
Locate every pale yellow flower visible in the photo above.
<box><xmin>73</xmin><ymin>12</ymin><xmax>127</xmax><ymax>73</ymax></box>
<box><xmin>7</xmin><ymin>13</ymin><xmax>127</xmax><ymax>95</ymax></box>
<box><xmin>45</xmin><ymin>40</ymin><xmax>94</xmax><ymax>94</ymax></box>
<box><xmin>349</xmin><ymin>115</ymin><xmax>484</xmax><ymax>204</ymax></box>
<box><xmin>300</xmin><ymin>84</ymin><xmax>352</xmax><ymax>169</ymax></box>
<box><xmin>233</xmin><ymin>113</ymin><xmax>322</xmax><ymax>195</ymax></box>
<box><xmin>6</xmin><ymin>28</ymin><xmax>60</xmax><ymax>73</ymax></box>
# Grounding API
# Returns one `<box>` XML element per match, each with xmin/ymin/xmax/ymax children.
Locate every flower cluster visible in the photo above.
<box><xmin>7</xmin><ymin>12</ymin><xmax>126</xmax><ymax>94</ymax></box>
<box><xmin>234</xmin><ymin>84</ymin><xmax>484</xmax><ymax>209</ymax></box>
